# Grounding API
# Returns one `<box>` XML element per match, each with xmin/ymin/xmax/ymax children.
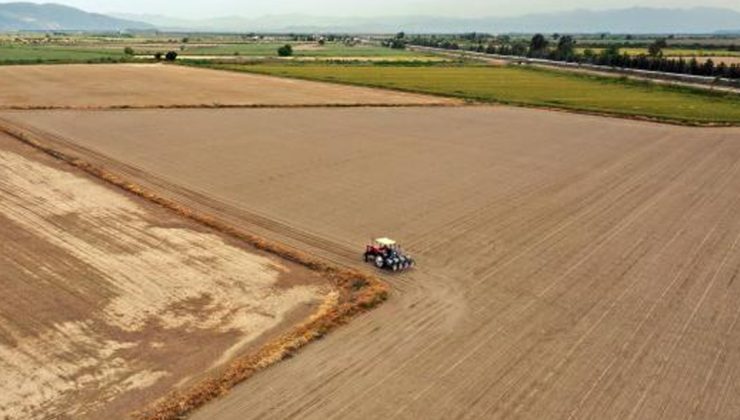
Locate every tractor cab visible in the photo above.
<box><xmin>367</xmin><ymin>237</ymin><xmax>396</xmax><ymax>255</ymax></box>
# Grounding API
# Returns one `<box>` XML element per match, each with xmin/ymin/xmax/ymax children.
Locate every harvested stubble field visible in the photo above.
<box><xmin>0</xmin><ymin>131</ymin><xmax>346</xmax><ymax>419</ymax></box>
<box><xmin>0</xmin><ymin>63</ymin><xmax>455</xmax><ymax>109</ymax></box>
<box><xmin>4</xmin><ymin>105</ymin><xmax>740</xmax><ymax>419</ymax></box>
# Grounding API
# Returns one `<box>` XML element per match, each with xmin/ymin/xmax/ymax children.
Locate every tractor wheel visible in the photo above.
<box><xmin>375</xmin><ymin>256</ymin><xmax>384</xmax><ymax>269</ymax></box>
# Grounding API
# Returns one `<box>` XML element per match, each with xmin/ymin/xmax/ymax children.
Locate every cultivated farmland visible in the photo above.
<box><xmin>0</xmin><ymin>64</ymin><xmax>456</xmax><ymax>109</ymax></box>
<box><xmin>0</xmin><ymin>132</ymin><xmax>335</xmax><ymax>419</ymax></box>
<box><xmin>3</xmin><ymin>105</ymin><xmax>740</xmax><ymax>419</ymax></box>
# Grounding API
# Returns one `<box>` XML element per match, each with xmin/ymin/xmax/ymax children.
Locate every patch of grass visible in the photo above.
<box><xmin>0</xmin><ymin>44</ymin><xmax>127</xmax><ymax>64</ymax></box>
<box><xmin>201</xmin><ymin>62</ymin><xmax>740</xmax><ymax>125</ymax></box>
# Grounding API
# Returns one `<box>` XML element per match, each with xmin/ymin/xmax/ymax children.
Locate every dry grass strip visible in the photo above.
<box><xmin>0</xmin><ymin>121</ymin><xmax>390</xmax><ymax>420</ymax></box>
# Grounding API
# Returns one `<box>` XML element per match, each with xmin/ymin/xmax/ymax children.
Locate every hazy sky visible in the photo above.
<box><xmin>10</xmin><ymin>0</ymin><xmax>740</xmax><ymax>19</ymax></box>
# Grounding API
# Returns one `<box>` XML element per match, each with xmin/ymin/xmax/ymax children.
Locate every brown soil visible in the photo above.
<box><xmin>3</xmin><ymin>106</ymin><xmax>739</xmax><ymax>419</ymax></box>
<box><xmin>0</xmin><ymin>64</ymin><xmax>456</xmax><ymax>109</ymax></box>
<box><xmin>0</xmin><ymin>132</ymin><xmax>335</xmax><ymax>419</ymax></box>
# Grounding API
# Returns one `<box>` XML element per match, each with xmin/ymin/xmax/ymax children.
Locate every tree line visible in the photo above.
<box><xmin>404</xmin><ymin>34</ymin><xmax>740</xmax><ymax>80</ymax></box>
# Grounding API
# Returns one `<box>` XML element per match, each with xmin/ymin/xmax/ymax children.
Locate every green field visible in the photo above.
<box><xmin>0</xmin><ymin>39</ymin><xmax>426</xmax><ymax>63</ymax></box>
<box><xmin>113</xmin><ymin>42</ymin><xmax>421</xmax><ymax>58</ymax></box>
<box><xmin>0</xmin><ymin>44</ymin><xmax>126</xmax><ymax>63</ymax></box>
<box><xmin>171</xmin><ymin>42</ymin><xmax>423</xmax><ymax>57</ymax></box>
<box><xmin>205</xmin><ymin>63</ymin><xmax>740</xmax><ymax>124</ymax></box>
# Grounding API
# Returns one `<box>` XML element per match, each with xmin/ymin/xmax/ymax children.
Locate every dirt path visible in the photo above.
<box><xmin>3</xmin><ymin>106</ymin><xmax>740</xmax><ymax>419</ymax></box>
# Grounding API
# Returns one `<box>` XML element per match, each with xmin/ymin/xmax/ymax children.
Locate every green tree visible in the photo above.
<box><xmin>511</xmin><ymin>39</ymin><xmax>528</xmax><ymax>56</ymax></box>
<box><xmin>123</xmin><ymin>46</ymin><xmax>135</xmax><ymax>55</ymax></box>
<box><xmin>648</xmin><ymin>38</ymin><xmax>668</xmax><ymax>57</ymax></box>
<box><xmin>164</xmin><ymin>51</ymin><xmax>178</xmax><ymax>61</ymax></box>
<box><xmin>529</xmin><ymin>33</ymin><xmax>548</xmax><ymax>57</ymax></box>
<box><xmin>556</xmin><ymin>35</ymin><xmax>576</xmax><ymax>59</ymax></box>
<box><xmin>599</xmin><ymin>45</ymin><xmax>621</xmax><ymax>65</ymax></box>
<box><xmin>582</xmin><ymin>48</ymin><xmax>596</xmax><ymax>62</ymax></box>
<box><xmin>277</xmin><ymin>44</ymin><xmax>293</xmax><ymax>57</ymax></box>
<box><xmin>716</xmin><ymin>61</ymin><xmax>728</xmax><ymax>78</ymax></box>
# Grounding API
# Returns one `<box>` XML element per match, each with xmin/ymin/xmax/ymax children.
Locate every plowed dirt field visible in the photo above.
<box><xmin>3</xmin><ymin>106</ymin><xmax>740</xmax><ymax>419</ymax></box>
<box><xmin>0</xmin><ymin>133</ymin><xmax>332</xmax><ymax>419</ymax></box>
<box><xmin>0</xmin><ymin>64</ymin><xmax>455</xmax><ymax>109</ymax></box>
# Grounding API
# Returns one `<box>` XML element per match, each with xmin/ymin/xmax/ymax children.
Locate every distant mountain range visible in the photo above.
<box><xmin>0</xmin><ymin>2</ymin><xmax>152</xmax><ymax>31</ymax></box>
<box><xmin>1</xmin><ymin>2</ymin><xmax>739</xmax><ymax>34</ymax></box>
<box><xmin>114</xmin><ymin>7</ymin><xmax>740</xmax><ymax>34</ymax></box>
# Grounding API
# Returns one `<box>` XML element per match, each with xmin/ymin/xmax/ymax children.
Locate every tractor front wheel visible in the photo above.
<box><xmin>375</xmin><ymin>256</ymin><xmax>385</xmax><ymax>269</ymax></box>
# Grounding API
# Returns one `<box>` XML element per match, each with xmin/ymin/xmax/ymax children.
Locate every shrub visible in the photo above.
<box><xmin>123</xmin><ymin>46</ymin><xmax>134</xmax><ymax>55</ymax></box>
<box><xmin>277</xmin><ymin>44</ymin><xmax>293</xmax><ymax>57</ymax></box>
<box><xmin>165</xmin><ymin>51</ymin><xmax>178</xmax><ymax>61</ymax></box>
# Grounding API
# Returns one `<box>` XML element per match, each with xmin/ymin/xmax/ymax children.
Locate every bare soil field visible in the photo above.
<box><xmin>3</xmin><ymin>106</ymin><xmax>740</xmax><ymax>419</ymax></box>
<box><xmin>0</xmin><ymin>132</ymin><xmax>334</xmax><ymax>419</ymax></box>
<box><xmin>0</xmin><ymin>64</ymin><xmax>455</xmax><ymax>109</ymax></box>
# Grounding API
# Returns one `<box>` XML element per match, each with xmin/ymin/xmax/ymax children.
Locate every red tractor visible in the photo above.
<box><xmin>363</xmin><ymin>237</ymin><xmax>415</xmax><ymax>271</ymax></box>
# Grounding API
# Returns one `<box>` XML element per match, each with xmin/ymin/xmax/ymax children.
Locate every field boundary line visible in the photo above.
<box><xmin>0</xmin><ymin>118</ymin><xmax>390</xmax><ymax>420</ymax></box>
